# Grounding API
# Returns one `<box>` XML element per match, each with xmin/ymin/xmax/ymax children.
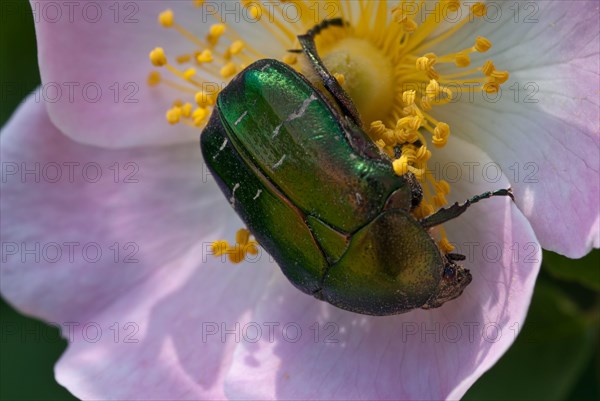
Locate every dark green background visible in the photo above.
<box><xmin>1</xmin><ymin>2</ymin><xmax>598</xmax><ymax>400</ymax></box>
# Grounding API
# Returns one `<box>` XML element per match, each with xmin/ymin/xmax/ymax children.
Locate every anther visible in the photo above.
<box><xmin>166</xmin><ymin>107</ymin><xmax>182</xmax><ymax>124</ymax></box>
<box><xmin>481</xmin><ymin>60</ymin><xmax>495</xmax><ymax>76</ymax></box>
<box><xmin>454</xmin><ymin>53</ymin><xmax>470</xmax><ymax>67</ymax></box>
<box><xmin>183</xmin><ymin>68</ymin><xmax>196</xmax><ymax>80</ymax></box>
<box><xmin>483</xmin><ymin>81</ymin><xmax>500</xmax><ymax>93</ymax></box>
<box><xmin>443</xmin><ymin>0</ymin><xmax>461</xmax><ymax>12</ymax></box>
<box><xmin>197</xmin><ymin>49</ymin><xmax>214</xmax><ymax>63</ymax></box>
<box><xmin>209</xmin><ymin>23</ymin><xmax>226</xmax><ymax>37</ymax></box>
<box><xmin>149</xmin><ymin>47</ymin><xmax>167</xmax><ymax>67</ymax></box>
<box><xmin>439</xmin><ymin>238</ymin><xmax>455</xmax><ymax>253</ymax></box>
<box><xmin>283</xmin><ymin>54</ymin><xmax>298</xmax><ymax>65</ymax></box>
<box><xmin>211</xmin><ymin>240</ymin><xmax>229</xmax><ymax>256</ymax></box>
<box><xmin>471</xmin><ymin>2</ymin><xmax>487</xmax><ymax>17</ymax></box>
<box><xmin>158</xmin><ymin>9</ymin><xmax>174</xmax><ymax>28</ymax></box>
<box><xmin>230</xmin><ymin>40</ymin><xmax>245</xmax><ymax>55</ymax></box>
<box><xmin>474</xmin><ymin>36</ymin><xmax>492</xmax><ymax>52</ymax></box>
<box><xmin>220</xmin><ymin>62</ymin><xmax>237</xmax><ymax>78</ymax></box>
<box><xmin>403</xmin><ymin>90</ymin><xmax>416</xmax><ymax>105</ymax></box>
<box><xmin>147</xmin><ymin>71</ymin><xmax>161</xmax><ymax>86</ymax></box>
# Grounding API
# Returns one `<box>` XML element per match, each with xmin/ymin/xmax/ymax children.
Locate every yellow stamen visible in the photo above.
<box><xmin>158</xmin><ymin>9</ymin><xmax>174</xmax><ymax>28</ymax></box>
<box><xmin>334</xmin><ymin>72</ymin><xmax>346</xmax><ymax>86</ymax></box>
<box><xmin>220</xmin><ymin>62</ymin><xmax>237</xmax><ymax>78</ymax></box>
<box><xmin>439</xmin><ymin>237</ymin><xmax>455</xmax><ymax>253</ymax></box>
<box><xmin>197</xmin><ymin>49</ymin><xmax>214</xmax><ymax>63</ymax></box>
<box><xmin>149</xmin><ymin>47</ymin><xmax>167</xmax><ymax>67</ymax></box>
<box><xmin>474</xmin><ymin>37</ymin><xmax>492</xmax><ymax>53</ymax></box>
<box><xmin>147</xmin><ymin>71</ymin><xmax>161</xmax><ymax>86</ymax></box>
<box><xmin>148</xmin><ymin>0</ymin><xmax>511</xmax><ymax>256</ymax></box>
<box><xmin>211</xmin><ymin>229</ymin><xmax>260</xmax><ymax>264</ymax></box>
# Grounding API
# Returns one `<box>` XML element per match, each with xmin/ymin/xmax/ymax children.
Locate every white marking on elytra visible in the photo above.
<box><xmin>271</xmin><ymin>123</ymin><xmax>283</xmax><ymax>139</ymax></box>
<box><xmin>253</xmin><ymin>189</ymin><xmax>263</xmax><ymax>200</ymax></box>
<box><xmin>272</xmin><ymin>155</ymin><xmax>286</xmax><ymax>169</ymax></box>
<box><xmin>259</xmin><ymin>63</ymin><xmax>271</xmax><ymax>71</ymax></box>
<box><xmin>355</xmin><ymin>192</ymin><xmax>363</xmax><ymax>205</ymax></box>
<box><xmin>234</xmin><ymin>110</ymin><xmax>248</xmax><ymax>126</ymax></box>
<box><xmin>271</xmin><ymin>94</ymin><xmax>317</xmax><ymax>139</ymax></box>
<box><xmin>212</xmin><ymin>138</ymin><xmax>228</xmax><ymax>160</ymax></box>
<box><xmin>289</xmin><ymin>94</ymin><xmax>317</xmax><ymax>120</ymax></box>
<box><xmin>230</xmin><ymin>183</ymin><xmax>240</xmax><ymax>206</ymax></box>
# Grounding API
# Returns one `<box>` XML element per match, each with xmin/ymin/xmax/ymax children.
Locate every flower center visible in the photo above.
<box><xmin>315</xmin><ymin>37</ymin><xmax>395</xmax><ymax>125</ymax></box>
<box><xmin>148</xmin><ymin>1</ymin><xmax>509</xmax><ymax>262</ymax></box>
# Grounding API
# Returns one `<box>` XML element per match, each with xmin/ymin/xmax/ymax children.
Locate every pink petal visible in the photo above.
<box><xmin>32</xmin><ymin>1</ymin><xmax>209</xmax><ymax>148</ymax></box>
<box><xmin>434</xmin><ymin>0</ymin><xmax>599</xmax><ymax>257</ymax></box>
<box><xmin>1</xmin><ymin>95</ymin><xmax>277</xmax><ymax>399</ymax></box>
<box><xmin>223</xmin><ymin>138</ymin><xmax>540</xmax><ymax>400</ymax></box>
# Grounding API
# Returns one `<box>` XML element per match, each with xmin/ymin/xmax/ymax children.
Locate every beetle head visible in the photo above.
<box><xmin>423</xmin><ymin>257</ymin><xmax>472</xmax><ymax>309</ymax></box>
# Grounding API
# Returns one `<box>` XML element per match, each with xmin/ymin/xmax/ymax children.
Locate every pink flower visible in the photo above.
<box><xmin>1</xmin><ymin>1</ymin><xmax>598</xmax><ymax>400</ymax></box>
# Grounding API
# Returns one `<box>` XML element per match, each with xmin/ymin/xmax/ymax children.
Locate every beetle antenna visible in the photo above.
<box><xmin>295</xmin><ymin>19</ymin><xmax>362</xmax><ymax>126</ymax></box>
<box><xmin>420</xmin><ymin>188</ymin><xmax>514</xmax><ymax>229</ymax></box>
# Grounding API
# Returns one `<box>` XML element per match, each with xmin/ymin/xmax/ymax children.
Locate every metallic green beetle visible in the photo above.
<box><xmin>200</xmin><ymin>21</ymin><xmax>512</xmax><ymax>316</ymax></box>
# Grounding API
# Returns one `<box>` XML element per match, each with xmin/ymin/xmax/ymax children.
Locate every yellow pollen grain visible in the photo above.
<box><xmin>455</xmin><ymin>53</ymin><xmax>471</xmax><ymax>67</ymax></box>
<box><xmin>436</xmin><ymin>180</ymin><xmax>451</xmax><ymax>195</ymax></box>
<box><xmin>147</xmin><ymin>71</ymin><xmax>161</xmax><ymax>86</ymax></box>
<box><xmin>209</xmin><ymin>23</ymin><xmax>226</xmax><ymax>37</ymax></box>
<box><xmin>211</xmin><ymin>228</ymin><xmax>259</xmax><ymax>264</ymax></box>
<box><xmin>166</xmin><ymin>107</ymin><xmax>182</xmax><ymax>124</ymax></box>
<box><xmin>474</xmin><ymin>36</ymin><xmax>492</xmax><ymax>52</ymax></box>
<box><xmin>236</xmin><ymin>228</ymin><xmax>251</xmax><ymax>245</ymax></box>
<box><xmin>492</xmin><ymin>70</ymin><xmax>510</xmax><ymax>84</ymax></box>
<box><xmin>220</xmin><ymin>62</ymin><xmax>237</xmax><ymax>78</ymax></box>
<box><xmin>403</xmin><ymin>90</ymin><xmax>416</xmax><ymax>105</ymax></box>
<box><xmin>393</xmin><ymin>156</ymin><xmax>410</xmax><ymax>176</ymax></box>
<box><xmin>183</xmin><ymin>68</ymin><xmax>196</xmax><ymax>80</ymax></box>
<box><xmin>181</xmin><ymin>103</ymin><xmax>193</xmax><ymax>118</ymax></box>
<box><xmin>197</xmin><ymin>49</ymin><xmax>214</xmax><ymax>63</ymax></box>
<box><xmin>211</xmin><ymin>240</ymin><xmax>229</xmax><ymax>256</ymax></box>
<box><xmin>334</xmin><ymin>72</ymin><xmax>346</xmax><ymax>85</ymax></box>
<box><xmin>176</xmin><ymin>54</ymin><xmax>191</xmax><ymax>64</ymax></box>
<box><xmin>483</xmin><ymin>81</ymin><xmax>500</xmax><ymax>93</ymax></box>
<box><xmin>195</xmin><ymin>90</ymin><xmax>218</xmax><ymax>107</ymax></box>
<box><xmin>482</xmin><ymin>60</ymin><xmax>495</xmax><ymax>76</ymax></box>
<box><xmin>444</xmin><ymin>0</ymin><xmax>461</xmax><ymax>12</ymax></box>
<box><xmin>283</xmin><ymin>54</ymin><xmax>297</xmax><ymax>65</ymax></box>
<box><xmin>229</xmin><ymin>40</ymin><xmax>245</xmax><ymax>55</ymax></box>
<box><xmin>149</xmin><ymin>47</ymin><xmax>167</xmax><ymax>67</ymax></box>
<box><xmin>471</xmin><ymin>2</ymin><xmax>487</xmax><ymax>17</ymax></box>
<box><xmin>158</xmin><ymin>9</ymin><xmax>174</xmax><ymax>28</ymax></box>
<box><xmin>439</xmin><ymin>238</ymin><xmax>455</xmax><ymax>253</ymax></box>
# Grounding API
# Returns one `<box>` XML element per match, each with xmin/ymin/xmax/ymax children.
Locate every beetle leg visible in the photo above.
<box><xmin>446</xmin><ymin>253</ymin><xmax>466</xmax><ymax>261</ymax></box>
<box><xmin>296</xmin><ymin>19</ymin><xmax>362</xmax><ymax>126</ymax></box>
<box><xmin>420</xmin><ymin>188</ymin><xmax>514</xmax><ymax>229</ymax></box>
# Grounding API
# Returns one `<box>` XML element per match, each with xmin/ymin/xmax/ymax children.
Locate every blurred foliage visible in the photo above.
<box><xmin>544</xmin><ymin>251</ymin><xmax>600</xmax><ymax>291</ymax></box>
<box><xmin>0</xmin><ymin>2</ymin><xmax>598</xmax><ymax>400</ymax></box>
<box><xmin>0</xmin><ymin>0</ymin><xmax>40</xmax><ymax>126</ymax></box>
<box><xmin>0</xmin><ymin>300</ymin><xmax>76</xmax><ymax>401</ymax></box>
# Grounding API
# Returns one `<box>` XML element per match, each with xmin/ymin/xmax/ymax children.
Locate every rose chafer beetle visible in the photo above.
<box><xmin>200</xmin><ymin>20</ymin><xmax>512</xmax><ymax>316</ymax></box>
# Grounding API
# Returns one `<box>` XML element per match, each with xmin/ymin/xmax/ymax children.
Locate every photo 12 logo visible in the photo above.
<box><xmin>201</xmin><ymin>321</ymin><xmax>340</xmax><ymax>344</ymax></box>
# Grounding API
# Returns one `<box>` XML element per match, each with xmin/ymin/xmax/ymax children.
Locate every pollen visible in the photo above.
<box><xmin>148</xmin><ymin>0</ymin><xmax>510</xmax><ymax>256</ymax></box>
<box><xmin>211</xmin><ymin>228</ymin><xmax>259</xmax><ymax>264</ymax></box>
<box><xmin>149</xmin><ymin>47</ymin><xmax>167</xmax><ymax>67</ymax></box>
<box><xmin>158</xmin><ymin>9</ymin><xmax>174</xmax><ymax>28</ymax></box>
